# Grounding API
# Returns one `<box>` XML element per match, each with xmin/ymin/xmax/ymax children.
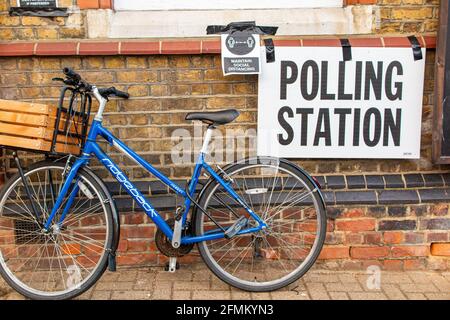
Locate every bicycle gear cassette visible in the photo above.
<box><xmin>155</xmin><ymin>218</ymin><xmax>194</xmax><ymax>257</ymax></box>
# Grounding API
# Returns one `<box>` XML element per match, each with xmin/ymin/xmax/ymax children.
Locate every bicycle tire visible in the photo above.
<box><xmin>0</xmin><ymin>161</ymin><xmax>114</xmax><ymax>300</ymax></box>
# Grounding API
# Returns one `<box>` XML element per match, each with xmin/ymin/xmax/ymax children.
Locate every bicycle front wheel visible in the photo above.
<box><xmin>0</xmin><ymin>161</ymin><xmax>113</xmax><ymax>300</ymax></box>
<box><xmin>195</xmin><ymin>157</ymin><xmax>327</xmax><ymax>292</ymax></box>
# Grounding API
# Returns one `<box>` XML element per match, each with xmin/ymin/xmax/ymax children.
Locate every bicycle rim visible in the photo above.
<box><xmin>197</xmin><ymin>160</ymin><xmax>326</xmax><ymax>290</ymax></box>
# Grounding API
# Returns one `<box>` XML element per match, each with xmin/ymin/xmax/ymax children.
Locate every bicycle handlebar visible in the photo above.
<box><xmin>63</xmin><ymin>67</ymin><xmax>81</xmax><ymax>82</ymax></box>
<box><xmin>56</xmin><ymin>68</ymin><xmax>130</xmax><ymax>100</ymax></box>
<box><xmin>98</xmin><ymin>87</ymin><xmax>130</xmax><ymax>99</ymax></box>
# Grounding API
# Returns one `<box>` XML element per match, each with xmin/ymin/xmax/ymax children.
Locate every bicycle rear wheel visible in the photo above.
<box><xmin>0</xmin><ymin>161</ymin><xmax>113</xmax><ymax>300</ymax></box>
<box><xmin>195</xmin><ymin>157</ymin><xmax>326</xmax><ymax>292</ymax></box>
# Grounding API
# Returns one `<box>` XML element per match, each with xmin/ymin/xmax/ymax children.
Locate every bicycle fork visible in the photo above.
<box><xmin>43</xmin><ymin>157</ymin><xmax>88</xmax><ymax>231</ymax></box>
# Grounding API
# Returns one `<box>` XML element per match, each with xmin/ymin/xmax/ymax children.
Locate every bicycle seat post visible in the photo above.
<box><xmin>201</xmin><ymin>125</ymin><xmax>215</xmax><ymax>155</ymax></box>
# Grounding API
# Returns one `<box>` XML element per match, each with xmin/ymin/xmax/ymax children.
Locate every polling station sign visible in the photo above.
<box><xmin>257</xmin><ymin>47</ymin><xmax>426</xmax><ymax>159</ymax></box>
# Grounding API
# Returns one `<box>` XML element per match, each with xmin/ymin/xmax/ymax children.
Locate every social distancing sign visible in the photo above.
<box><xmin>221</xmin><ymin>32</ymin><xmax>261</xmax><ymax>75</ymax></box>
<box><xmin>257</xmin><ymin>47</ymin><xmax>426</xmax><ymax>159</ymax></box>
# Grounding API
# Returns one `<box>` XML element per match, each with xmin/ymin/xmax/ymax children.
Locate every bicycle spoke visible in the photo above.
<box><xmin>199</xmin><ymin>161</ymin><xmax>325</xmax><ymax>289</ymax></box>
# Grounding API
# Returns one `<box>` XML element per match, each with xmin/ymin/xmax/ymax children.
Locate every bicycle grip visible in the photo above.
<box><xmin>113</xmin><ymin>88</ymin><xmax>130</xmax><ymax>99</ymax></box>
<box><xmin>63</xmin><ymin>67</ymin><xmax>81</xmax><ymax>82</ymax></box>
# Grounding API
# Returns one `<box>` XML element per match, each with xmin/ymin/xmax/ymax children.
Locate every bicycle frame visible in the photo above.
<box><xmin>44</xmin><ymin>119</ymin><xmax>267</xmax><ymax>245</ymax></box>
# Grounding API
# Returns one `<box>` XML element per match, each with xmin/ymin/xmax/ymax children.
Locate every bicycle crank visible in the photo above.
<box><xmin>155</xmin><ymin>218</ymin><xmax>194</xmax><ymax>257</ymax></box>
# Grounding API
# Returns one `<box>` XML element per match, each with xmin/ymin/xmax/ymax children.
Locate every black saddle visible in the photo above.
<box><xmin>185</xmin><ymin>109</ymin><xmax>240</xmax><ymax>125</ymax></box>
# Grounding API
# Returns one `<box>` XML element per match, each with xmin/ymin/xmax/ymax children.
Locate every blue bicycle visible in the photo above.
<box><xmin>0</xmin><ymin>68</ymin><xmax>326</xmax><ymax>299</ymax></box>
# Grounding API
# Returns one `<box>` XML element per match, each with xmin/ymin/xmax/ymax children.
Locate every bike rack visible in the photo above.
<box><xmin>50</xmin><ymin>86</ymin><xmax>92</xmax><ymax>156</ymax></box>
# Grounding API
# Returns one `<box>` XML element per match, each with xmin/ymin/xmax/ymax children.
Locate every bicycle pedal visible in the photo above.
<box><xmin>224</xmin><ymin>216</ymin><xmax>248</xmax><ymax>239</ymax></box>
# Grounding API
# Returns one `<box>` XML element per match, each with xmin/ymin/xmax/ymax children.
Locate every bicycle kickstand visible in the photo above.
<box><xmin>165</xmin><ymin>257</ymin><xmax>179</xmax><ymax>273</ymax></box>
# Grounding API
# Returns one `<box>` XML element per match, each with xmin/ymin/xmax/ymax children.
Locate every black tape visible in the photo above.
<box><xmin>340</xmin><ymin>39</ymin><xmax>352</xmax><ymax>62</ymax></box>
<box><xmin>407</xmin><ymin>35</ymin><xmax>423</xmax><ymax>61</ymax></box>
<box><xmin>207</xmin><ymin>21</ymin><xmax>278</xmax><ymax>35</ymax></box>
<box><xmin>9</xmin><ymin>7</ymin><xmax>68</xmax><ymax>17</ymax></box>
<box><xmin>264</xmin><ymin>38</ymin><xmax>275</xmax><ymax>63</ymax></box>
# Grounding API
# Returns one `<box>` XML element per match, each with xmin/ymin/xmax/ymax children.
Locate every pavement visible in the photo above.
<box><xmin>0</xmin><ymin>263</ymin><xmax>449</xmax><ymax>300</ymax></box>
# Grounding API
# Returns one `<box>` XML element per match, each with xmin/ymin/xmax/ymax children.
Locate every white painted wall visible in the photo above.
<box><xmin>99</xmin><ymin>6</ymin><xmax>373</xmax><ymax>38</ymax></box>
<box><xmin>113</xmin><ymin>0</ymin><xmax>343</xmax><ymax>11</ymax></box>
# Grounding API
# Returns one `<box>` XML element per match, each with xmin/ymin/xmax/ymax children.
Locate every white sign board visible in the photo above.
<box><xmin>221</xmin><ymin>33</ymin><xmax>261</xmax><ymax>75</ymax></box>
<box><xmin>257</xmin><ymin>47</ymin><xmax>426</xmax><ymax>159</ymax></box>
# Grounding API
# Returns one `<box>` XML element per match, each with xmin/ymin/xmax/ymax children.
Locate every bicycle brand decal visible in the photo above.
<box><xmin>101</xmin><ymin>158</ymin><xmax>157</xmax><ymax>217</ymax></box>
<box><xmin>111</xmin><ymin>140</ymin><xmax>184</xmax><ymax>195</ymax></box>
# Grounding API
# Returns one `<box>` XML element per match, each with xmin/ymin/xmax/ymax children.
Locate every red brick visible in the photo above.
<box><xmin>79</xmin><ymin>42</ymin><xmax>119</xmax><ymax>55</ymax></box>
<box><xmin>99</xmin><ymin>0</ymin><xmax>112</xmax><ymax>9</ymax></box>
<box><xmin>430</xmin><ymin>243</ymin><xmax>450</xmax><ymax>257</ymax></box>
<box><xmin>427</xmin><ymin>232</ymin><xmax>448</xmax><ymax>242</ymax></box>
<box><xmin>383</xmin><ymin>37</ymin><xmax>413</xmax><ymax>48</ymax></box>
<box><xmin>122</xmin><ymin>225</ymin><xmax>154</xmax><ymax>239</ymax></box>
<box><xmin>342</xmin><ymin>260</ymin><xmax>363</xmax><ymax>270</ymax></box>
<box><xmin>77</xmin><ymin>0</ymin><xmax>99</xmax><ymax>9</ymax></box>
<box><xmin>121</xmin><ymin>41</ymin><xmax>160</xmax><ymax>55</ymax></box>
<box><xmin>303</xmin><ymin>38</ymin><xmax>341</xmax><ymax>47</ymax></box>
<box><xmin>345</xmin><ymin>233</ymin><xmax>364</xmax><ymax>244</ymax></box>
<box><xmin>336</xmin><ymin>219</ymin><xmax>376</xmax><ymax>232</ymax></box>
<box><xmin>391</xmin><ymin>245</ymin><xmax>430</xmax><ymax>258</ymax></box>
<box><xmin>0</xmin><ymin>43</ymin><xmax>34</xmax><ymax>56</ymax></box>
<box><xmin>202</xmin><ymin>40</ymin><xmax>221</xmax><ymax>54</ymax></box>
<box><xmin>422</xmin><ymin>35</ymin><xmax>436</xmax><ymax>48</ymax></box>
<box><xmin>127</xmin><ymin>240</ymin><xmax>150</xmax><ymax>252</ymax></box>
<box><xmin>361</xmin><ymin>260</ymin><xmax>382</xmax><ymax>269</ymax></box>
<box><xmin>364</xmin><ymin>232</ymin><xmax>382</xmax><ymax>244</ymax></box>
<box><xmin>122</xmin><ymin>213</ymin><xmax>145</xmax><ymax>225</ymax></box>
<box><xmin>273</xmin><ymin>39</ymin><xmax>302</xmax><ymax>47</ymax></box>
<box><xmin>350</xmin><ymin>246</ymin><xmax>390</xmax><ymax>259</ymax></box>
<box><xmin>349</xmin><ymin>37</ymin><xmax>383</xmax><ymax>47</ymax></box>
<box><xmin>117</xmin><ymin>239</ymin><xmax>127</xmax><ymax>253</ymax></box>
<box><xmin>117</xmin><ymin>253</ymin><xmax>157</xmax><ymax>266</ymax></box>
<box><xmin>35</xmin><ymin>42</ymin><xmax>77</xmax><ymax>56</ymax></box>
<box><xmin>383</xmin><ymin>259</ymin><xmax>403</xmax><ymax>271</ymax></box>
<box><xmin>383</xmin><ymin>231</ymin><xmax>404</xmax><ymax>244</ymax></box>
<box><xmin>342</xmin><ymin>208</ymin><xmax>365</xmax><ymax>218</ymax></box>
<box><xmin>318</xmin><ymin>246</ymin><xmax>350</xmax><ymax>259</ymax></box>
<box><xmin>161</xmin><ymin>41</ymin><xmax>201</xmax><ymax>54</ymax></box>
<box><xmin>404</xmin><ymin>259</ymin><xmax>427</xmax><ymax>270</ymax></box>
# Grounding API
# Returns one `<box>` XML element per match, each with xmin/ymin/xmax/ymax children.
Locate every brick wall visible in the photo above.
<box><xmin>377</xmin><ymin>0</ymin><xmax>440</xmax><ymax>34</ymax></box>
<box><xmin>0</xmin><ymin>0</ymin><xmax>449</xmax><ymax>270</ymax></box>
<box><xmin>0</xmin><ymin>0</ymin><xmax>85</xmax><ymax>40</ymax></box>
<box><xmin>0</xmin><ymin>51</ymin><xmax>440</xmax><ymax>178</ymax></box>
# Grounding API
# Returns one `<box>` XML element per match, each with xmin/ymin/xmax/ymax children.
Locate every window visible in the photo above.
<box><xmin>114</xmin><ymin>0</ymin><xmax>343</xmax><ymax>11</ymax></box>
